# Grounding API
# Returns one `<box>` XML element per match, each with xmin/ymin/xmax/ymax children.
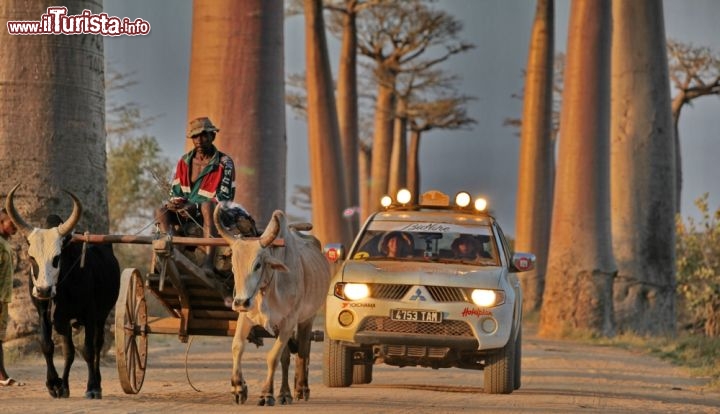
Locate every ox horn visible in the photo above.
<box><xmin>258</xmin><ymin>210</ymin><xmax>283</xmax><ymax>248</ymax></box>
<box><xmin>213</xmin><ymin>203</ymin><xmax>236</xmax><ymax>243</ymax></box>
<box><xmin>57</xmin><ymin>190</ymin><xmax>82</xmax><ymax>236</ymax></box>
<box><xmin>5</xmin><ymin>184</ymin><xmax>34</xmax><ymax>233</ymax></box>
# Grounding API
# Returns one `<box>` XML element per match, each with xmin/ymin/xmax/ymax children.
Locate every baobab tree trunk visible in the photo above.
<box><xmin>367</xmin><ymin>70</ymin><xmax>396</xmax><ymax>220</ymax></box>
<box><xmin>304</xmin><ymin>0</ymin><xmax>352</xmax><ymax>247</ymax></box>
<box><xmin>336</xmin><ymin>0</ymin><xmax>360</xmax><ymax>234</ymax></box>
<box><xmin>187</xmin><ymin>0</ymin><xmax>286</xmax><ymax>226</ymax></box>
<box><xmin>388</xmin><ymin>99</ymin><xmax>408</xmax><ymax>196</ymax></box>
<box><xmin>358</xmin><ymin>141</ymin><xmax>372</xmax><ymax>224</ymax></box>
<box><xmin>407</xmin><ymin>130</ymin><xmax>422</xmax><ymax>201</ymax></box>
<box><xmin>671</xmin><ymin>95</ymin><xmax>684</xmax><ymax>214</ymax></box>
<box><xmin>0</xmin><ymin>0</ymin><xmax>107</xmax><ymax>348</ymax></box>
<box><xmin>610</xmin><ymin>0</ymin><xmax>676</xmax><ymax>335</ymax></box>
<box><xmin>539</xmin><ymin>0</ymin><xmax>616</xmax><ymax>338</ymax></box>
<box><xmin>515</xmin><ymin>0</ymin><xmax>555</xmax><ymax>315</ymax></box>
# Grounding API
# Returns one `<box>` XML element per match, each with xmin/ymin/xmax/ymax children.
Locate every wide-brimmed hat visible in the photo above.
<box><xmin>186</xmin><ymin>117</ymin><xmax>219</xmax><ymax>138</ymax></box>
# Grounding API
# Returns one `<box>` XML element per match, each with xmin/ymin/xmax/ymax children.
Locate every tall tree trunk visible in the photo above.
<box><xmin>407</xmin><ymin>130</ymin><xmax>421</xmax><ymax>200</ymax></box>
<box><xmin>358</xmin><ymin>141</ymin><xmax>371</xmax><ymax>227</ymax></box>
<box><xmin>515</xmin><ymin>0</ymin><xmax>555</xmax><ymax>315</ymax></box>
<box><xmin>304</xmin><ymin>0</ymin><xmax>352</xmax><ymax>246</ymax></box>
<box><xmin>610</xmin><ymin>0</ymin><xmax>676</xmax><ymax>335</ymax></box>
<box><xmin>0</xmin><ymin>0</ymin><xmax>107</xmax><ymax>347</ymax></box>
<box><xmin>336</xmin><ymin>0</ymin><xmax>360</xmax><ymax>235</ymax></box>
<box><xmin>388</xmin><ymin>99</ymin><xmax>408</xmax><ymax>196</ymax></box>
<box><xmin>366</xmin><ymin>71</ymin><xmax>396</xmax><ymax>220</ymax></box>
<box><xmin>539</xmin><ymin>0</ymin><xmax>616</xmax><ymax>338</ymax></box>
<box><xmin>187</xmin><ymin>0</ymin><xmax>286</xmax><ymax>226</ymax></box>
<box><xmin>671</xmin><ymin>95</ymin><xmax>684</xmax><ymax>214</ymax></box>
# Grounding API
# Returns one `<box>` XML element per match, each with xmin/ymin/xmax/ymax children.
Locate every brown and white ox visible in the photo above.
<box><xmin>5</xmin><ymin>184</ymin><xmax>120</xmax><ymax>399</ymax></box>
<box><xmin>214</xmin><ymin>208</ymin><xmax>330</xmax><ymax>406</ymax></box>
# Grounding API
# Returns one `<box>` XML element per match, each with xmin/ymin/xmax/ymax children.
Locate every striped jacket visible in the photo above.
<box><xmin>170</xmin><ymin>146</ymin><xmax>235</xmax><ymax>203</ymax></box>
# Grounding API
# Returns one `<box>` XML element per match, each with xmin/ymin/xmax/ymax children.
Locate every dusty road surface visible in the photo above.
<box><xmin>1</xmin><ymin>323</ymin><xmax>719</xmax><ymax>414</ymax></box>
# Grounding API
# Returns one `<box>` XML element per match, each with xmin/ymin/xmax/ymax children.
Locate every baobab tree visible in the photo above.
<box><xmin>539</xmin><ymin>0</ymin><xmax>616</xmax><ymax>338</ymax></box>
<box><xmin>406</xmin><ymin>95</ymin><xmax>476</xmax><ymax>201</ymax></box>
<box><xmin>0</xmin><ymin>0</ymin><xmax>108</xmax><ymax>348</ymax></box>
<box><xmin>389</xmin><ymin>68</ymin><xmax>475</xmax><ymax>198</ymax></box>
<box><xmin>610</xmin><ymin>0</ymin><xmax>676</xmax><ymax>335</ymax></box>
<box><xmin>355</xmin><ymin>0</ymin><xmax>473</xmax><ymax>219</ymax></box>
<box><xmin>187</xmin><ymin>0</ymin><xmax>286</xmax><ymax>226</ymax></box>
<box><xmin>514</xmin><ymin>0</ymin><xmax>555</xmax><ymax>314</ymax></box>
<box><xmin>304</xmin><ymin>0</ymin><xmax>353</xmax><ymax>246</ymax></box>
<box><xmin>667</xmin><ymin>39</ymin><xmax>720</xmax><ymax>213</ymax></box>
<box><xmin>325</xmin><ymin>0</ymin><xmax>371</xmax><ymax>233</ymax></box>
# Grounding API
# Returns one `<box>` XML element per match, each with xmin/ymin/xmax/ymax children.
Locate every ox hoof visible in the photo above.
<box><xmin>232</xmin><ymin>383</ymin><xmax>248</xmax><ymax>405</ymax></box>
<box><xmin>296</xmin><ymin>387</ymin><xmax>310</xmax><ymax>401</ymax></box>
<box><xmin>48</xmin><ymin>382</ymin><xmax>69</xmax><ymax>399</ymax></box>
<box><xmin>85</xmin><ymin>389</ymin><xmax>103</xmax><ymax>399</ymax></box>
<box><xmin>278</xmin><ymin>392</ymin><xmax>293</xmax><ymax>405</ymax></box>
<box><xmin>258</xmin><ymin>395</ymin><xmax>276</xmax><ymax>406</ymax></box>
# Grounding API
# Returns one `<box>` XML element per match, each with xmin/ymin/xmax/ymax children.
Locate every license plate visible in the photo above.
<box><xmin>390</xmin><ymin>309</ymin><xmax>443</xmax><ymax>323</ymax></box>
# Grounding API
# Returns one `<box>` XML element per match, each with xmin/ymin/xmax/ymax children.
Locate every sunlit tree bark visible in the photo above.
<box><xmin>330</xmin><ymin>0</ymin><xmax>362</xmax><ymax>234</ymax></box>
<box><xmin>0</xmin><ymin>0</ymin><xmax>107</xmax><ymax>347</ymax></box>
<box><xmin>358</xmin><ymin>140</ymin><xmax>372</xmax><ymax>226</ymax></box>
<box><xmin>304</xmin><ymin>0</ymin><xmax>352</xmax><ymax>246</ymax></box>
<box><xmin>187</xmin><ymin>0</ymin><xmax>285</xmax><ymax>225</ymax></box>
<box><xmin>388</xmin><ymin>98</ymin><xmax>408</xmax><ymax>196</ymax></box>
<box><xmin>610</xmin><ymin>0</ymin><xmax>676</xmax><ymax>335</ymax></box>
<box><xmin>368</xmin><ymin>68</ymin><xmax>397</xmax><ymax>218</ymax></box>
<box><xmin>539</xmin><ymin>0</ymin><xmax>616</xmax><ymax>338</ymax></box>
<box><xmin>515</xmin><ymin>0</ymin><xmax>555</xmax><ymax>314</ymax></box>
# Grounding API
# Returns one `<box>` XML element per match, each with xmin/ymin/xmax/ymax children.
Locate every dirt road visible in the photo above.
<box><xmin>2</xmin><ymin>324</ymin><xmax>718</xmax><ymax>413</ymax></box>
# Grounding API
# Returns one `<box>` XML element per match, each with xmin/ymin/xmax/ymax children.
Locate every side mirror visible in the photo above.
<box><xmin>511</xmin><ymin>252</ymin><xmax>535</xmax><ymax>273</ymax></box>
<box><xmin>323</xmin><ymin>243</ymin><xmax>345</xmax><ymax>263</ymax></box>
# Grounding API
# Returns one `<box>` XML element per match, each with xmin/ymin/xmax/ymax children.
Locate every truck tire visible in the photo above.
<box><xmin>323</xmin><ymin>339</ymin><xmax>352</xmax><ymax>387</ymax></box>
<box><xmin>484</xmin><ymin>333</ymin><xmax>516</xmax><ymax>394</ymax></box>
<box><xmin>352</xmin><ymin>363</ymin><xmax>373</xmax><ymax>385</ymax></box>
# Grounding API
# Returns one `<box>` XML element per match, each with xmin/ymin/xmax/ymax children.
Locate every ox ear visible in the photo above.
<box><xmin>264</xmin><ymin>255</ymin><xmax>289</xmax><ymax>272</ymax></box>
<box><xmin>214</xmin><ymin>203</ymin><xmax>237</xmax><ymax>243</ymax></box>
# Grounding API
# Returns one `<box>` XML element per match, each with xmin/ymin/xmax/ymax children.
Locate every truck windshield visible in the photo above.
<box><xmin>350</xmin><ymin>222</ymin><xmax>499</xmax><ymax>266</ymax></box>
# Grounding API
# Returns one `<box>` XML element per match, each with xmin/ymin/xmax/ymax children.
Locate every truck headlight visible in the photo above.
<box><xmin>471</xmin><ymin>289</ymin><xmax>505</xmax><ymax>307</ymax></box>
<box><xmin>334</xmin><ymin>283</ymin><xmax>370</xmax><ymax>300</ymax></box>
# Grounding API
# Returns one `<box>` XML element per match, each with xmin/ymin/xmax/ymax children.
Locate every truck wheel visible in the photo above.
<box><xmin>352</xmin><ymin>363</ymin><xmax>373</xmax><ymax>384</ymax></box>
<box><xmin>514</xmin><ymin>327</ymin><xmax>522</xmax><ymax>390</ymax></box>
<box><xmin>323</xmin><ymin>339</ymin><xmax>352</xmax><ymax>387</ymax></box>
<box><xmin>484</xmin><ymin>333</ymin><xmax>516</xmax><ymax>394</ymax></box>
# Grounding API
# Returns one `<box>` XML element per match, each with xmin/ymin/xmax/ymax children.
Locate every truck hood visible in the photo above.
<box><xmin>339</xmin><ymin>260</ymin><xmax>503</xmax><ymax>289</ymax></box>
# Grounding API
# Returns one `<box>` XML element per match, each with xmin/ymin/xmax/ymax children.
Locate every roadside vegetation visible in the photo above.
<box><xmin>528</xmin><ymin>194</ymin><xmax>720</xmax><ymax>391</ymax></box>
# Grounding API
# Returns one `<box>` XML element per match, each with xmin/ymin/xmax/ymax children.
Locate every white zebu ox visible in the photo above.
<box><xmin>214</xmin><ymin>208</ymin><xmax>331</xmax><ymax>406</ymax></box>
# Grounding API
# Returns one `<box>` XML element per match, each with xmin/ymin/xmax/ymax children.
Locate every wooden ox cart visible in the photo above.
<box><xmin>72</xmin><ymin>231</ymin><xmax>297</xmax><ymax>395</ymax></box>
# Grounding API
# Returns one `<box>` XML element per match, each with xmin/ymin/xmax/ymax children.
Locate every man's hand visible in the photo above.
<box><xmin>166</xmin><ymin>197</ymin><xmax>188</xmax><ymax>211</ymax></box>
<box><xmin>179</xmin><ymin>202</ymin><xmax>199</xmax><ymax>219</ymax></box>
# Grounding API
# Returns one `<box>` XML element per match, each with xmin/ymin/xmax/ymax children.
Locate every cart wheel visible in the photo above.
<box><xmin>115</xmin><ymin>268</ymin><xmax>148</xmax><ymax>394</ymax></box>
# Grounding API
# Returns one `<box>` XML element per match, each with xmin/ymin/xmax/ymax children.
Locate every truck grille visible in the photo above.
<box><xmin>369</xmin><ymin>284</ymin><xmax>410</xmax><ymax>300</ymax></box>
<box><xmin>358</xmin><ymin>317</ymin><xmax>474</xmax><ymax>337</ymax></box>
<box><xmin>368</xmin><ymin>284</ymin><xmax>468</xmax><ymax>303</ymax></box>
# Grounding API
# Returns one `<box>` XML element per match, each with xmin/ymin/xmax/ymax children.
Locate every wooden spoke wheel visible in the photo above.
<box><xmin>115</xmin><ymin>268</ymin><xmax>148</xmax><ymax>394</ymax></box>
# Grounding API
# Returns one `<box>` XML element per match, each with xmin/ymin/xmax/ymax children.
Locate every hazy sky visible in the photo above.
<box><xmin>103</xmin><ymin>0</ymin><xmax>720</xmax><ymax>236</ymax></box>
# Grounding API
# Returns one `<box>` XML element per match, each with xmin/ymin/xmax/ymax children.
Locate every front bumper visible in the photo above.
<box><xmin>325</xmin><ymin>293</ymin><xmax>515</xmax><ymax>352</ymax></box>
